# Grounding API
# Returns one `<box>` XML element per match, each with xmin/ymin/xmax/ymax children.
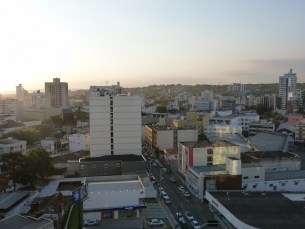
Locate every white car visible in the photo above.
<box><xmin>191</xmin><ymin>220</ymin><xmax>200</xmax><ymax>229</ymax></box>
<box><xmin>178</xmin><ymin>186</ymin><xmax>185</xmax><ymax>192</ymax></box>
<box><xmin>185</xmin><ymin>211</ymin><xmax>194</xmax><ymax>221</ymax></box>
<box><xmin>162</xmin><ymin>168</ymin><xmax>167</xmax><ymax>173</ymax></box>
<box><xmin>84</xmin><ymin>219</ymin><xmax>98</xmax><ymax>226</ymax></box>
<box><xmin>163</xmin><ymin>196</ymin><xmax>171</xmax><ymax>204</ymax></box>
<box><xmin>158</xmin><ymin>187</ymin><xmax>164</xmax><ymax>193</ymax></box>
<box><xmin>148</xmin><ymin>219</ymin><xmax>164</xmax><ymax>227</ymax></box>
<box><xmin>153</xmin><ymin>163</ymin><xmax>157</xmax><ymax>167</ymax></box>
<box><xmin>160</xmin><ymin>191</ymin><xmax>168</xmax><ymax>198</ymax></box>
<box><xmin>175</xmin><ymin>212</ymin><xmax>184</xmax><ymax>222</ymax></box>
<box><xmin>183</xmin><ymin>191</ymin><xmax>191</xmax><ymax>198</ymax></box>
<box><xmin>169</xmin><ymin>177</ymin><xmax>176</xmax><ymax>182</ymax></box>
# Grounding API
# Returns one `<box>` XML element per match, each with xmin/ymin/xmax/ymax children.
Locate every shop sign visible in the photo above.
<box><xmin>124</xmin><ymin>206</ymin><xmax>134</xmax><ymax>211</ymax></box>
<box><xmin>103</xmin><ymin>211</ymin><xmax>113</xmax><ymax>219</ymax></box>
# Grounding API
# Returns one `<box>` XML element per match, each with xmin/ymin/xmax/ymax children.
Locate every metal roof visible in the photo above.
<box><xmin>249</xmin><ymin>133</ymin><xmax>288</xmax><ymax>151</ymax></box>
<box><xmin>0</xmin><ymin>215</ymin><xmax>53</xmax><ymax>229</ymax></box>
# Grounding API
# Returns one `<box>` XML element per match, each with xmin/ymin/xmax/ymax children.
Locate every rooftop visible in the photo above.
<box><xmin>180</xmin><ymin>140</ymin><xmax>238</xmax><ymax>148</ymax></box>
<box><xmin>241</xmin><ymin>151</ymin><xmax>300</xmax><ymax>162</ymax></box>
<box><xmin>0</xmin><ymin>215</ymin><xmax>53</xmax><ymax>229</ymax></box>
<box><xmin>205</xmin><ymin>133</ymin><xmax>249</xmax><ymax>148</ymax></box>
<box><xmin>189</xmin><ymin>164</ymin><xmax>227</xmax><ymax>174</ymax></box>
<box><xmin>208</xmin><ymin>191</ymin><xmax>305</xmax><ymax>229</ymax></box>
<box><xmin>249</xmin><ymin>133</ymin><xmax>288</xmax><ymax>151</ymax></box>
<box><xmin>276</xmin><ymin>122</ymin><xmax>295</xmax><ymax>132</ymax></box>
<box><xmin>265</xmin><ymin>170</ymin><xmax>305</xmax><ymax>181</ymax></box>
<box><xmin>286</xmin><ymin>113</ymin><xmax>304</xmax><ymax>116</ymax></box>
<box><xmin>0</xmin><ymin>192</ymin><xmax>30</xmax><ymax>213</ymax></box>
<box><xmin>164</xmin><ymin>147</ymin><xmax>178</xmax><ymax>155</ymax></box>
<box><xmin>80</xmin><ymin>154</ymin><xmax>145</xmax><ymax>162</ymax></box>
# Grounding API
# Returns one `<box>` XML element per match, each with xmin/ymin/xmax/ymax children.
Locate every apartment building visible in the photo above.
<box><xmin>90</xmin><ymin>83</ymin><xmax>141</xmax><ymax>156</ymax></box>
<box><xmin>295</xmin><ymin>120</ymin><xmax>305</xmax><ymax>143</ymax></box>
<box><xmin>45</xmin><ymin>78</ymin><xmax>69</xmax><ymax>108</ymax></box>
<box><xmin>69</xmin><ymin>133</ymin><xmax>90</xmax><ymax>153</ymax></box>
<box><xmin>0</xmin><ymin>137</ymin><xmax>26</xmax><ymax>155</ymax></box>
<box><xmin>248</xmin><ymin>121</ymin><xmax>275</xmax><ymax>136</ymax></box>
<box><xmin>279</xmin><ymin>69</ymin><xmax>297</xmax><ymax>110</ymax></box>
<box><xmin>0</xmin><ymin>99</ymin><xmax>17</xmax><ymax>115</ymax></box>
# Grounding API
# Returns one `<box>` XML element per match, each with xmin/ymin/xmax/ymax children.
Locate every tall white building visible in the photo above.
<box><xmin>279</xmin><ymin>69</ymin><xmax>297</xmax><ymax>110</ymax></box>
<box><xmin>45</xmin><ymin>78</ymin><xmax>69</xmax><ymax>108</ymax></box>
<box><xmin>89</xmin><ymin>83</ymin><xmax>141</xmax><ymax>157</ymax></box>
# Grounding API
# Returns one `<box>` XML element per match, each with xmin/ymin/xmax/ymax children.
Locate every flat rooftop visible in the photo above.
<box><xmin>189</xmin><ymin>164</ymin><xmax>227</xmax><ymax>174</ymax></box>
<box><xmin>0</xmin><ymin>192</ymin><xmax>29</xmax><ymax>213</ymax></box>
<box><xmin>206</xmin><ymin>133</ymin><xmax>249</xmax><ymax>148</ymax></box>
<box><xmin>180</xmin><ymin>140</ymin><xmax>238</xmax><ymax>148</ymax></box>
<box><xmin>0</xmin><ymin>215</ymin><xmax>53</xmax><ymax>229</ymax></box>
<box><xmin>209</xmin><ymin>191</ymin><xmax>305</xmax><ymax>229</ymax></box>
<box><xmin>80</xmin><ymin>154</ymin><xmax>145</xmax><ymax>162</ymax></box>
<box><xmin>241</xmin><ymin>151</ymin><xmax>300</xmax><ymax>162</ymax></box>
<box><xmin>265</xmin><ymin>170</ymin><xmax>305</xmax><ymax>181</ymax></box>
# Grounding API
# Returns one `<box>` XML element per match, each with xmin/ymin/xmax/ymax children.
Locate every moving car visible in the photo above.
<box><xmin>148</xmin><ymin>219</ymin><xmax>164</xmax><ymax>227</ymax></box>
<box><xmin>169</xmin><ymin>177</ymin><xmax>176</xmax><ymax>182</ymax></box>
<box><xmin>185</xmin><ymin>211</ymin><xmax>194</xmax><ymax>221</ymax></box>
<box><xmin>183</xmin><ymin>191</ymin><xmax>191</xmax><ymax>198</ymax></box>
<box><xmin>175</xmin><ymin>212</ymin><xmax>184</xmax><ymax>222</ymax></box>
<box><xmin>84</xmin><ymin>219</ymin><xmax>98</xmax><ymax>226</ymax></box>
<box><xmin>178</xmin><ymin>186</ymin><xmax>185</xmax><ymax>192</ymax></box>
<box><xmin>191</xmin><ymin>220</ymin><xmax>200</xmax><ymax>229</ymax></box>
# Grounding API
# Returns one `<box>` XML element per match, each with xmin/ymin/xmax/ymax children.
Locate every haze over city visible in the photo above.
<box><xmin>1</xmin><ymin>0</ymin><xmax>305</xmax><ymax>92</ymax></box>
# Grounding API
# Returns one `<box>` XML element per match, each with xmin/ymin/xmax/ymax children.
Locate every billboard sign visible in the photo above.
<box><xmin>72</xmin><ymin>186</ymin><xmax>82</xmax><ymax>204</ymax></box>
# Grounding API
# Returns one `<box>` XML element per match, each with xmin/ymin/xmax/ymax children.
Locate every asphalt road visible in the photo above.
<box><xmin>148</xmin><ymin>163</ymin><xmax>213</xmax><ymax>228</ymax></box>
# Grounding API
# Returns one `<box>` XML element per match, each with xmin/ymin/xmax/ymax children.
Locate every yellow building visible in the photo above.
<box><xmin>173</xmin><ymin>112</ymin><xmax>209</xmax><ymax>137</ymax></box>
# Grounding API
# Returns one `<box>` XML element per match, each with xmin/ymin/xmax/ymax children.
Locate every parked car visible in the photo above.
<box><xmin>183</xmin><ymin>191</ymin><xmax>191</xmax><ymax>198</ymax></box>
<box><xmin>84</xmin><ymin>219</ymin><xmax>98</xmax><ymax>226</ymax></box>
<box><xmin>158</xmin><ymin>187</ymin><xmax>164</xmax><ymax>193</ymax></box>
<box><xmin>163</xmin><ymin>196</ymin><xmax>171</xmax><ymax>204</ymax></box>
<box><xmin>191</xmin><ymin>220</ymin><xmax>200</xmax><ymax>229</ymax></box>
<box><xmin>152</xmin><ymin>162</ymin><xmax>157</xmax><ymax>167</ymax></box>
<box><xmin>169</xmin><ymin>177</ymin><xmax>176</xmax><ymax>182</ymax></box>
<box><xmin>185</xmin><ymin>211</ymin><xmax>194</xmax><ymax>221</ymax></box>
<box><xmin>178</xmin><ymin>186</ymin><xmax>185</xmax><ymax>192</ymax></box>
<box><xmin>179</xmin><ymin>220</ymin><xmax>190</xmax><ymax>229</ymax></box>
<box><xmin>160</xmin><ymin>191</ymin><xmax>168</xmax><ymax>198</ymax></box>
<box><xmin>162</xmin><ymin>168</ymin><xmax>167</xmax><ymax>173</ymax></box>
<box><xmin>148</xmin><ymin>219</ymin><xmax>164</xmax><ymax>227</ymax></box>
<box><xmin>176</xmin><ymin>212</ymin><xmax>184</xmax><ymax>222</ymax></box>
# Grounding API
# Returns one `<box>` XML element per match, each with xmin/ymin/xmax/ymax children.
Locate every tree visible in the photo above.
<box><xmin>0</xmin><ymin>128</ymin><xmax>40</xmax><ymax>145</ymax></box>
<box><xmin>36</xmin><ymin>125</ymin><xmax>53</xmax><ymax>139</ymax></box>
<box><xmin>49</xmin><ymin>115</ymin><xmax>63</xmax><ymax>124</ymax></box>
<box><xmin>155</xmin><ymin>105</ymin><xmax>168</xmax><ymax>113</ymax></box>
<box><xmin>26</xmin><ymin>147</ymin><xmax>55</xmax><ymax>187</ymax></box>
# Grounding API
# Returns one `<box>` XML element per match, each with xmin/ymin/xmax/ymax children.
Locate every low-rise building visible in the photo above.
<box><xmin>69</xmin><ymin>133</ymin><xmax>90</xmax><ymax>153</ymax></box>
<box><xmin>0</xmin><ymin>215</ymin><xmax>53</xmax><ymax>229</ymax></box>
<box><xmin>0</xmin><ymin>138</ymin><xmax>26</xmax><ymax>156</ymax></box>
<box><xmin>248</xmin><ymin>132</ymin><xmax>289</xmax><ymax>151</ymax></box>
<box><xmin>163</xmin><ymin>147</ymin><xmax>178</xmax><ymax>162</ymax></box>
<box><xmin>276</xmin><ymin>122</ymin><xmax>295</xmax><ymax>134</ymax></box>
<box><xmin>178</xmin><ymin>140</ymin><xmax>241</xmax><ymax>177</ymax></box>
<box><xmin>248</xmin><ymin>121</ymin><xmax>275</xmax><ymax>136</ymax></box>
<box><xmin>285</xmin><ymin>113</ymin><xmax>304</xmax><ymax>124</ymax></box>
<box><xmin>204</xmin><ymin>124</ymin><xmax>242</xmax><ymax>135</ymax></box>
<box><xmin>144</xmin><ymin>125</ymin><xmax>198</xmax><ymax>150</ymax></box>
<box><xmin>82</xmin><ymin>175</ymin><xmax>146</xmax><ymax>221</ymax></box>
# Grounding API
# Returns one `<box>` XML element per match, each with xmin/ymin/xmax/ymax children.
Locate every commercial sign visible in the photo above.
<box><xmin>72</xmin><ymin>186</ymin><xmax>82</xmax><ymax>204</ymax></box>
<box><xmin>103</xmin><ymin>211</ymin><xmax>113</xmax><ymax>219</ymax></box>
<box><xmin>124</xmin><ymin>206</ymin><xmax>134</xmax><ymax>211</ymax></box>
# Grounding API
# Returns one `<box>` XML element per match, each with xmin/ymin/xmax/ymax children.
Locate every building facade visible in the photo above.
<box><xmin>279</xmin><ymin>69</ymin><xmax>297</xmax><ymax>110</ymax></box>
<box><xmin>45</xmin><ymin>78</ymin><xmax>69</xmax><ymax>108</ymax></box>
<box><xmin>90</xmin><ymin>84</ymin><xmax>141</xmax><ymax>157</ymax></box>
<box><xmin>0</xmin><ymin>138</ymin><xmax>26</xmax><ymax>155</ymax></box>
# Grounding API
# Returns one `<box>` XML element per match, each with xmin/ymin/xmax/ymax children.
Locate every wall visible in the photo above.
<box><xmin>259</xmin><ymin>158</ymin><xmax>301</xmax><ymax>172</ymax></box>
<box><xmin>157</xmin><ymin>130</ymin><xmax>174</xmax><ymax>150</ymax></box>
<box><xmin>241</xmin><ymin>166</ymin><xmax>265</xmax><ymax>183</ymax></box>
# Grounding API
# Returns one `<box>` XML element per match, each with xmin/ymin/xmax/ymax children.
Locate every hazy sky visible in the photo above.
<box><xmin>0</xmin><ymin>0</ymin><xmax>305</xmax><ymax>92</ymax></box>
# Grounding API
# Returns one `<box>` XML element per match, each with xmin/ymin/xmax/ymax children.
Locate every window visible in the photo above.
<box><xmin>269</xmin><ymin>184</ymin><xmax>273</xmax><ymax>187</ymax></box>
<box><xmin>243</xmin><ymin>176</ymin><xmax>249</xmax><ymax>179</ymax></box>
<box><xmin>116</xmin><ymin>163</ymin><xmax>121</xmax><ymax>167</ymax></box>
<box><xmin>282</xmin><ymin>183</ymin><xmax>285</xmax><ymax>186</ymax></box>
<box><xmin>207</xmin><ymin>156</ymin><xmax>213</xmax><ymax>162</ymax></box>
<box><xmin>253</xmin><ymin>185</ymin><xmax>257</xmax><ymax>188</ymax></box>
<box><xmin>92</xmin><ymin>165</ymin><xmax>96</xmax><ymax>169</ymax></box>
<box><xmin>294</xmin><ymin>182</ymin><xmax>298</xmax><ymax>185</ymax></box>
<box><xmin>104</xmin><ymin>164</ymin><xmax>108</xmax><ymax>168</ymax></box>
<box><xmin>207</xmin><ymin>149</ymin><xmax>213</xmax><ymax>154</ymax></box>
<box><xmin>254</xmin><ymin>176</ymin><xmax>260</xmax><ymax>178</ymax></box>
<box><xmin>243</xmin><ymin>185</ymin><xmax>247</xmax><ymax>189</ymax></box>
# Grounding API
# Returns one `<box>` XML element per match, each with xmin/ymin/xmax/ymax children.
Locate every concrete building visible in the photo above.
<box><xmin>279</xmin><ymin>69</ymin><xmax>297</xmax><ymax>110</ymax></box>
<box><xmin>89</xmin><ymin>83</ymin><xmax>141</xmax><ymax>157</ymax></box>
<box><xmin>173</xmin><ymin>112</ymin><xmax>209</xmax><ymax>138</ymax></box>
<box><xmin>0</xmin><ymin>138</ymin><xmax>26</xmax><ymax>156</ymax></box>
<box><xmin>163</xmin><ymin>147</ymin><xmax>178</xmax><ymax>162</ymax></box>
<box><xmin>192</xmin><ymin>100</ymin><xmax>210</xmax><ymax>111</ymax></box>
<box><xmin>276</xmin><ymin>122</ymin><xmax>295</xmax><ymax>134</ymax></box>
<box><xmin>248</xmin><ymin>121</ymin><xmax>275</xmax><ymax>136</ymax></box>
<box><xmin>205</xmin><ymin>191</ymin><xmax>305</xmax><ymax>229</ymax></box>
<box><xmin>241</xmin><ymin>151</ymin><xmax>301</xmax><ymax>173</ymax></box>
<box><xmin>220</xmin><ymin>96</ymin><xmax>236</xmax><ymax>113</ymax></box>
<box><xmin>284</xmin><ymin>113</ymin><xmax>304</xmax><ymax>124</ymax></box>
<box><xmin>82</xmin><ymin>175</ymin><xmax>146</xmax><ymax>221</ymax></box>
<box><xmin>227</xmin><ymin>83</ymin><xmax>245</xmax><ymax>92</ymax></box>
<box><xmin>0</xmin><ymin>215</ymin><xmax>53</xmax><ymax>229</ymax></box>
<box><xmin>204</xmin><ymin>124</ymin><xmax>242</xmax><ymax>135</ymax></box>
<box><xmin>178</xmin><ymin>140</ymin><xmax>241</xmax><ymax>177</ymax></box>
<box><xmin>295</xmin><ymin>120</ymin><xmax>305</xmax><ymax>143</ymax></box>
<box><xmin>187</xmin><ymin>157</ymin><xmax>242</xmax><ymax>200</ymax></box>
<box><xmin>144</xmin><ymin>125</ymin><xmax>198</xmax><ymax>150</ymax></box>
<box><xmin>69</xmin><ymin>133</ymin><xmax>90</xmax><ymax>153</ymax></box>
<box><xmin>0</xmin><ymin>99</ymin><xmax>17</xmax><ymax>115</ymax></box>
<box><xmin>45</xmin><ymin>78</ymin><xmax>69</xmax><ymax>108</ymax></box>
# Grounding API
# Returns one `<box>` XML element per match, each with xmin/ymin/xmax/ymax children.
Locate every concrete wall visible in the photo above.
<box><xmin>241</xmin><ymin>166</ymin><xmax>265</xmax><ymax>183</ymax></box>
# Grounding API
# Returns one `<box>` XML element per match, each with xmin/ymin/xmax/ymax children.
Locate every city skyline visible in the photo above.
<box><xmin>1</xmin><ymin>0</ymin><xmax>305</xmax><ymax>92</ymax></box>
